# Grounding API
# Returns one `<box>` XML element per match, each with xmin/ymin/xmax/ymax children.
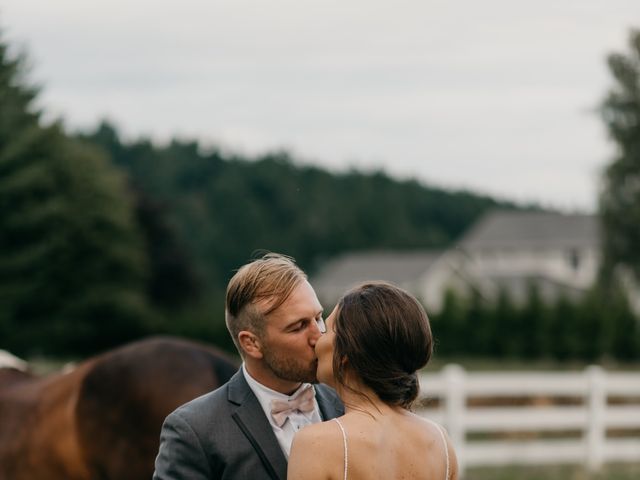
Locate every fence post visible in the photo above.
<box><xmin>444</xmin><ymin>364</ymin><xmax>465</xmax><ymax>476</ymax></box>
<box><xmin>586</xmin><ymin>365</ymin><xmax>605</xmax><ymax>472</ymax></box>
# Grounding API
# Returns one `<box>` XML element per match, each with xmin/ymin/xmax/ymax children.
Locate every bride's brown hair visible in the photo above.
<box><xmin>332</xmin><ymin>281</ymin><xmax>433</xmax><ymax>409</ymax></box>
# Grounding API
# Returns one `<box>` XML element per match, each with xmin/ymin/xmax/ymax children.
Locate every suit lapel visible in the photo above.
<box><xmin>228</xmin><ymin>371</ymin><xmax>288</xmax><ymax>480</ymax></box>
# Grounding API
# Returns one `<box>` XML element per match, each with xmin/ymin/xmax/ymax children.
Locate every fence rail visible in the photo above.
<box><xmin>417</xmin><ymin>365</ymin><xmax>640</xmax><ymax>476</ymax></box>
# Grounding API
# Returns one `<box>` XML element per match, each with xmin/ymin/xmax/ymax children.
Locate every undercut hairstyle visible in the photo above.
<box><xmin>333</xmin><ymin>281</ymin><xmax>433</xmax><ymax>409</ymax></box>
<box><xmin>225</xmin><ymin>253</ymin><xmax>307</xmax><ymax>355</ymax></box>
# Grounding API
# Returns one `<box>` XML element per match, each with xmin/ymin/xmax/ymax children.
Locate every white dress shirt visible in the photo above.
<box><xmin>242</xmin><ymin>364</ymin><xmax>323</xmax><ymax>457</ymax></box>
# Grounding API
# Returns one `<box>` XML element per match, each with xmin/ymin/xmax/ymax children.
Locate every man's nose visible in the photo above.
<box><xmin>308</xmin><ymin>321</ymin><xmax>322</xmax><ymax>344</ymax></box>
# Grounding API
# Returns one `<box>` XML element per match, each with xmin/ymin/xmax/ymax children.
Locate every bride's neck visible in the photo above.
<box><xmin>336</xmin><ymin>376</ymin><xmax>393</xmax><ymax>417</ymax></box>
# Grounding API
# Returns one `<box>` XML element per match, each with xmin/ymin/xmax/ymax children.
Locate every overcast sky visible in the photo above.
<box><xmin>2</xmin><ymin>1</ymin><xmax>638</xmax><ymax>212</ymax></box>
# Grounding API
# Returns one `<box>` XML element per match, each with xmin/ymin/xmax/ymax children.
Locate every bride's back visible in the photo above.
<box><xmin>334</xmin><ymin>411</ymin><xmax>449</xmax><ymax>480</ymax></box>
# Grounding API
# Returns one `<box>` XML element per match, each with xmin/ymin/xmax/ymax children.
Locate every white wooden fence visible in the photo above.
<box><xmin>417</xmin><ymin>365</ymin><xmax>640</xmax><ymax>476</ymax></box>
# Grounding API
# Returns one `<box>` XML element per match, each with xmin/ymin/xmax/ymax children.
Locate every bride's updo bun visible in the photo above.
<box><xmin>332</xmin><ymin>282</ymin><xmax>433</xmax><ymax>409</ymax></box>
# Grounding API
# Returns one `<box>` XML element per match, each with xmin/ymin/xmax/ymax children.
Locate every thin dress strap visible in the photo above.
<box><xmin>421</xmin><ymin>418</ymin><xmax>450</xmax><ymax>480</ymax></box>
<box><xmin>333</xmin><ymin>418</ymin><xmax>348</xmax><ymax>480</ymax></box>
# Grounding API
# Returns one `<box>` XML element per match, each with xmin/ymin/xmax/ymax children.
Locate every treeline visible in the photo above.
<box><xmin>70</xmin><ymin>122</ymin><xmax>522</xmax><ymax>354</ymax></box>
<box><xmin>76</xmin><ymin>122</ymin><xmax>518</xmax><ymax>289</ymax></box>
<box><xmin>1</xmin><ymin>31</ymin><xmax>519</xmax><ymax>356</ymax></box>
<box><xmin>432</xmin><ymin>286</ymin><xmax>639</xmax><ymax>362</ymax></box>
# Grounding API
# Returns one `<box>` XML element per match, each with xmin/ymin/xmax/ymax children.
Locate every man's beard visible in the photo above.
<box><xmin>262</xmin><ymin>346</ymin><xmax>318</xmax><ymax>384</ymax></box>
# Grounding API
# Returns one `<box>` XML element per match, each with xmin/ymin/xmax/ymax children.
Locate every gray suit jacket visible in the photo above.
<box><xmin>153</xmin><ymin>369</ymin><xmax>344</xmax><ymax>480</ymax></box>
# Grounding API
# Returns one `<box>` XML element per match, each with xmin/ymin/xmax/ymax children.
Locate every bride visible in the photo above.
<box><xmin>288</xmin><ymin>281</ymin><xmax>458</xmax><ymax>480</ymax></box>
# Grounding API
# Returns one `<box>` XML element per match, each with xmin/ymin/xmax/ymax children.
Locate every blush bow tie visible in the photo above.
<box><xmin>270</xmin><ymin>384</ymin><xmax>316</xmax><ymax>427</ymax></box>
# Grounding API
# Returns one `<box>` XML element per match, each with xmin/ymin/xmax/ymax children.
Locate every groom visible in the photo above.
<box><xmin>153</xmin><ymin>253</ymin><xmax>344</xmax><ymax>480</ymax></box>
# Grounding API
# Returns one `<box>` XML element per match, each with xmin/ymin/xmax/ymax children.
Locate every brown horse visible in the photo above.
<box><xmin>0</xmin><ymin>336</ymin><xmax>238</xmax><ymax>480</ymax></box>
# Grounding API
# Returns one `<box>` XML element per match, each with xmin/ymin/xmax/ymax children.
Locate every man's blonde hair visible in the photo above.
<box><xmin>225</xmin><ymin>253</ymin><xmax>307</xmax><ymax>355</ymax></box>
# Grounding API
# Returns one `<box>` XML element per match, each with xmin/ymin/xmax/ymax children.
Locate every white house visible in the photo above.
<box><xmin>311</xmin><ymin>210</ymin><xmax>602</xmax><ymax>312</ymax></box>
<box><xmin>449</xmin><ymin>210</ymin><xmax>600</xmax><ymax>305</ymax></box>
<box><xmin>311</xmin><ymin>250</ymin><xmax>446</xmax><ymax>310</ymax></box>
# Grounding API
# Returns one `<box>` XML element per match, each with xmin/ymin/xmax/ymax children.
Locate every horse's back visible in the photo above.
<box><xmin>75</xmin><ymin>336</ymin><xmax>238</xmax><ymax>479</ymax></box>
<box><xmin>0</xmin><ymin>336</ymin><xmax>238</xmax><ymax>480</ymax></box>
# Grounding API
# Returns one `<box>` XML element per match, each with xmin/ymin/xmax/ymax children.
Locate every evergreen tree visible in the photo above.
<box><xmin>577</xmin><ymin>289</ymin><xmax>609</xmax><ymax>362</ymax></box>
<box><xmin>520</xmin><ymin>284</ymin><xmax>549</xmax><ymax>359</ymax></box>
<box><xmin>490</xmin><ymin>289</ymin><xmax>518</xmax><ymax>358</ymax></box>
<box><xmin>549</xmin><ymin>294</ymin><xmax>580</xmax><ymax>361</ymax></box>
<box><xmin>0</xmin><ymin>34</ymin><xmax>154</xmax><ymax>355</ymax></box>
<box><xmin>432</xmin><ymin>289</ymin><xmax>467</xmax><ymax>356</ymax></box>
<box><xmin>600</xmin><ymin>29</ymin><xmax>640</xmax><ymax>281</ymax></box>
<box><xmin>606</xmin><ymin>286</ymin><xmax>639</xmax><ymax>361</ymax></box>
<box><xmin>132</xmin><ymin>187</ymin><xmax>203</xmax><ymax>309</ymax></box>
<box><xmin>465</xmin><ymin>289</ymin><xmax>491</xmax><ymax>356</ymax></box>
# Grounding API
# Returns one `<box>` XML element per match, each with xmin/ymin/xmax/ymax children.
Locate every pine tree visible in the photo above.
<box><xmin>606</xmin><ymin>287</ymin><xmax>639</xmax><ymax>361</ymax></box>
<box><xmin>520</xmin><ymin>284</ymin><xmax>549</xmax><ymax>359</ymax></box>
<box><xmin>0</xmin><ymin>33</ymin><xmax>154</xmax><ymax>355</ymax></box>
<box><xmin>600</xmin><ymin>29</ymin><xmax>640</xmax><ymax>281</ymax></box>
<box><xmin>432</xmin><ymin>289</ymin><xmax>467</xmax><ymax>356</ymax></box>
<box><xmin>549</xmin><ymin>295</ymin><xmax>579</xmax><ymax>361</ymax></box>
<box><xmin>490</xmin><ymin>289</ymin><xmax>518</xmax><ymax>358</ymax></box>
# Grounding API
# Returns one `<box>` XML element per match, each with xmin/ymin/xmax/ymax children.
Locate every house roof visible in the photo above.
<box><xmin>311</xmin><ymin>250</ymin><xmax>442</xmax><ymax>301</ymax></box>
<box><xmin>458</xmin><ymin>210</ymin><xmax>600</xmax><ymax>250</ymax></box>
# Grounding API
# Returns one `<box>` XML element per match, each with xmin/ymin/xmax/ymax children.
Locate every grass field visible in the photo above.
<box><xmin>465</xmin><ymin>463</ymin><xmax>640</xmax><ymax>480</ymax></box>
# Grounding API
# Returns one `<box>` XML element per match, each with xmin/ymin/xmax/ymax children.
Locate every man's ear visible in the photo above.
<box><xmin>238</xmin><ymin>331</ymin><xmax>263</xmax><ymax>359</ymax></box>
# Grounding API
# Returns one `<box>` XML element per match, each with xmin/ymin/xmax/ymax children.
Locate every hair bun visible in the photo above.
<box><xmin>371</xmin><ymin>372</ymin><xmax>419</xmax><ymax>409</ymax></box>
<box><xmin>332</xmin><ymin>282</ymin><xmax>432</xmax><ymax>411</ymax></box>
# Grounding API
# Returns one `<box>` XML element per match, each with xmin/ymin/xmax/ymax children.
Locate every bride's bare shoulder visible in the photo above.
<box><xmin>288</xmin><ymin>419</ymin><xmax>345</xmax><ymax>480</ymax></box>
<box><xmin>293</xmin><ymin>418</ymin><xmax>343</xmax><ymax>448</ymax></box>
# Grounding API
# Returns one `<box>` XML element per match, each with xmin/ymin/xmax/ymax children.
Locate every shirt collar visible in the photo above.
<box><xmin>242</xmin><ymin>362</ymin><xmax>310</xmax><ymax>404</ymax></box>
